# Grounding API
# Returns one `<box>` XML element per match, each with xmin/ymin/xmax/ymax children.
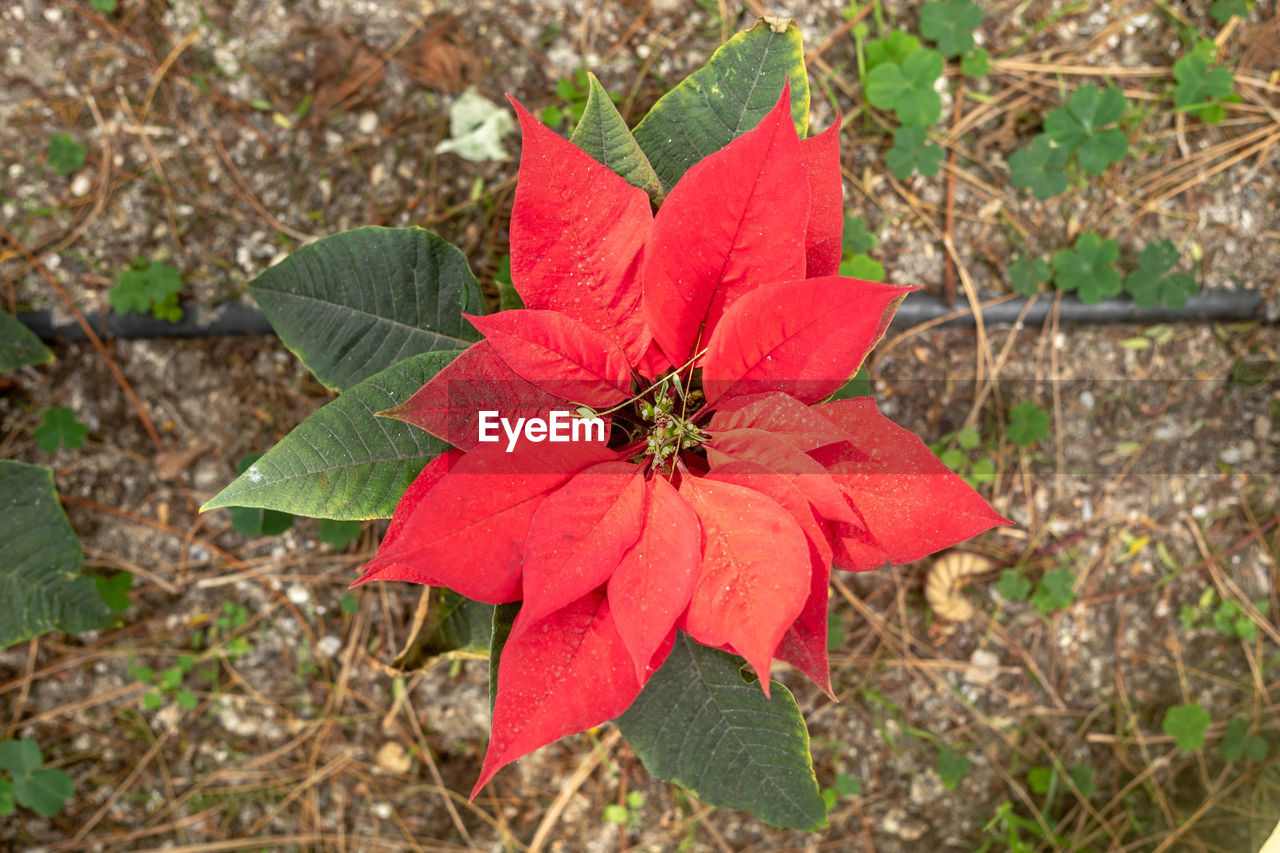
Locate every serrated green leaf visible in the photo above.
<box><xmin>633</xmin><ymin>19</ymin><xmax>809</xmax><ymax>189</ymax></box>
<box><xmin>842</xmin><ymin>215</ymin><xmax>877</xmax><ymax>254</ymax></box>
<box><xmin>865</xmin><ymin>49</ymin><xmax>944</xmax><ymax>126</ymax></box>
<box><xmin>839</xmin><ymin>254</ymin><xmax>885</xmax><ymax>281</ymax></box>
<box><xmin>569</xmin><ymin>72</ymin><xmax>664</xmax><ymax>204</ymax></box>
<box><xmin>1125</xmin><ymin>240</ymin><xmax>1197</xmax><ymax>310</ymax></box>
<box><xmin>1007</xmin><ymin>256</ymin><xmax>1050</xmax><ymax>296</ymax></box>
<box><xmin>617</xmin><ymin>633</ymin><xmax>827</xmax><ymax>831</ymax></box>
<box><xmin>1008</xmin><ymin>134</ymin><xmax>1070</xmax><ymax>200</ymax></box>
<box><xmin>1052</xmin><ymin>232</ymin><xmax>1122</xmax><ymax>303</ymax></box>
<box><xmin>1007</xmin><ymin>402</ymin><xmax>1050</xmax><ymax>447</ymax></box>
<box><xmin>249</xmin><ymin>227</ymin><xmax>482</xmax><ymax>391</ymax></box>
<box><xmin>885</xmin><ymin>124</ymin><xmax>943</xmax><ymax>179</ymax></box>
<box><xmin>203</xmin><ymin>351</ymin><xmax>457</xmax><ymax>519</ymax></box>
<box><xmin>1172</xmin><ymin>53</ymin><xmax>1235</xmax><ymax>123</ymax></box>
<box><xmin>937</xmin><ymin>746</ymin><xmax>972</xmax><ymax>789</ymax></box>
<box><xmin>1032</xmin><ymin>567</ymin><xmax>1076</xmax><ymax>614</ymax></box>
<box><xmin>1163</xmin><ymin>702</ymin><xmax>1210</xmax><ymax>751</ymax></box>
<box><xmin>0</xmin><ymin>311</ymin><xmax>54</xmax><ymax>371</ymax></box>
<box><xmin>995</xmin><ymin>569</ymin><xmax>1031</xmax><ymax>602</ymax></box>
<box><xmin>0</xmin><ymin>461</ymin><xmax>111</xmax><ymax>648</ymax></box>
<box><xmin>33</xmin><ymin>406</ymin><xmax>87</xmax><ymax>452</ymax></box>
<box><xmin>919</xmin><ymin>0</ymin><xmax>983</xmax><ymax>58</ymax></box>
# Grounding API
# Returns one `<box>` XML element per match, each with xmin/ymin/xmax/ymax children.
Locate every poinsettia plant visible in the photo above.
<box><xmin>205</xmin><ymin>18</ymin><xmax>1008</xmax><ymax>830</ymax></box>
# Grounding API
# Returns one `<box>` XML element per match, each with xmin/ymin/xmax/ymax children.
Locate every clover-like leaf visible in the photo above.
<box><xmin>1007</xmin><ymin>255</ymin><xmax>1051</xmax><ymax>296</ymax></box>
<box><xmin>1031</xmin><ymin>566</ymin><xmax>1076</xmax><ymax>614</ymax></box>
<box><xmin>1007</xmin><ymin>402</ymin><xmax>1049</xmax><ymax>447</ymax></box>
<box><xmin>47</xmin><ymin>133</ymin><xmax>86</xmax><ymax>176</ymax></box>
<box><xmin>961</xmin><ymin>48</ymin><xmax>989</xmax><ymax>78</ymax></box>
<box><xmin>884</xmin><ymin>125</ymin><xmax>943</xmax><ymax>180</ymax></box>
<box><xmin>919</xmin><ymin>0</ymin><xmax>983</xmax><ymax>58</ymax></box>
<box><xmin>1173</xmin><ymin>52</ymin><xmax>1235</xmax><ymax>123</ymax></box>
<box><xmin>864</xmin><ymin>49</ymin><xmax>944</xmax><ymax>126</ymax></box>
<box><xmin>842</xmin><ymin>215</ymin><xmax>877</xmax><ymax>255</ymax></box>
<box><xmin>995</xmin><ymin>569</ymin><xmax>1031</xmax><ymax>602</ymax></box>
<box><xmin>110</xmin><ymin>259</ymin><xmax>183</xmax><ymax>321</ymax></box>
<box><xmin>33</xmin><ymin>406</ymin><xmax>87</xmax><ymax>452</ymax></box>
<box><xmin>1221</xmin><ymin>717</ymin><xmax>1269</xmax><ymax>762</ymax></box>
<box><xmin>1210</xmin><ymin>0</ymin><xmax>1252</xmax><ymax>24</ymax></box>
<box><xmin>936</xmin><ymin>746</ymin><xmax>972</xmax><ymax>789</ymax></box>
<box><xmin>865</xmin><ymin>30</ymin><xmax>920</xmax><ymax>71</ymax></box>
<box><xmin>1125</xmin><ymin>240</ymin><xmax>1197</xmax><ymax>310</ymax></box>
<box><xmin>1043</xmin><ymin>85</ymin><xmax>1128</xmax><ymax>174</ymax></box>
<box><xmin>1008</xmin><ymin>134</ymin><xmax>1070</xmax><ymax>200</ymax></box>
<box><xmin>839</xmin><ymin>254</ymin><xmax>885</xmax><ymax>280</ymax></box>
<box><xmin>1051</xmin><ymin>232</ymin><xmax>1121</xmax><ymax>303</ymax></box>
<box><xmin>1162</xmin><ymin>702</ymin><xmax>1211</xmax><ymax>751</ymax></box>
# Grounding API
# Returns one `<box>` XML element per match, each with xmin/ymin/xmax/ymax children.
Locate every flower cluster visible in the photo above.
<box><xmin>353</xmin><ymin>85</ymin><xmax>1009</xmax><ymax>795</ymax></box>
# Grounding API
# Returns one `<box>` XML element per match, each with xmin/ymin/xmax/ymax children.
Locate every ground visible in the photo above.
<box><xmin>2</xmin><ymin>0</ymin><xmax>1279</xmax><ymax>851</ymax></box>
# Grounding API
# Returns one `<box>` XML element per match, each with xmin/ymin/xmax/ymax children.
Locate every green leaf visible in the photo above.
<box><xmin>961</xmin><ymin>48</ymin><xmax>990</xmax><ymax>78</ymax></box>
<box><xmin>1210</xmin><ymin>0</ymin><xmax>1252</xmax><ymax>22</ymax></box>
<box><xmin>249</xmin><ymin>227</ymin><xmax>483</xmax><ymax>391</ymax></box>
<box><xmin>865</xmin><ymin>49</ymin><xmax>944</xmax><ymax>126</ymax></box>
<box><xmin>1008</xmin><ymin>134</ymin><xmax>1070</xmax><ymax>200</ymax></box>
<box><xmin>1007</xmin><ymin>402</ymin><xmax>1050</xmax><ymax>447</ymax></box>
<box><xmin>1052</xmin><ymin>232</ymin><xmax>1122</xmax><ymax>303</ymax></box>
<box><xmin>633</xmin><ymin>18</ymin><xmax>810</xmax><ymax>189</ymax></box>
<box><xmin>0</xmin><ymin>739</ymin><xmax>42</xmax><ymax>776</ymax></box>
<box><xmin>175</xmin><ymin>689</ymin><xmax>198</xmax><ymax>710</ymax></box>
<box><xmin>47</xmin><ymin>133</ymin><xmax>87</xmax><ymax>176</ymax></box>
<box><xmin>488</xmin><ymin>602</ymin><xmax>521</xmax><ymax>716</ymax></box>
<box><xmin>828</xmin><ymin>366</ymin><xmax>872</xmax><ymax>400</ymax></box>
<box><xmin>995</xmin><ymin>569</ymin><xmax>1031</xmax><ymax>602</ymax></box>
<box><xmin>0</xmin><ymin>461</ymin><xmax>111</xmax><ymax>648</ymax></box>
<box><xmin>1027</xmin><ymin>766</ymin><xmax>1053</xmax><ymax>796</ymax></box>
<box><xmin>0</xmin><ymin>777</ymin><xmax>13</xmax><ymax>816</ymax></box>
<box><xmin>842</xmin><ymin>215</ymin><xmax>877</xmax><ymax>254</ymax></box>
<box><xmin>1043</xmin><ymin>85</ymin><xmax>1128</xmax><ymax>174</ymax></box>
<box><xmin>0</xmin><ymin>311</ymin><xmax>54</xmax><ymax>371</ymax></box>
<box><xmin>203</xmin><ymin>351</ymin><xmax>457</xmax><ymax>519</ymax></box>
<box><xmin>393</xmin><ymin>589</ymin><xmax>495</xmax><ymax>671</ymax></box>
<box><xmin>919</xmin><ymin>0</ymin><xmax>984</xmax><ymax>58</ymax></box>
<box><xmin>33</xmin><ymin>406</ymin><xmax>88</xmax><ymax>452</ymax></box>
<box><xmin>884</xmin><ymin>125</ymin><xmax>943</xmax><ymax>179</ymax></box>
<box><xmin>1172</xmin><ymin>52</ymin><xmax>1235</xmax><ymax>123</ymax></box>
<box><xmin>1162</xmin><ymin>702</ymin><xmax>1210</xmax><ymax>751</ymax></box>
<box><xmin>340</xmin><ymin>592</ymin><xmax>359</xmax><ymax>615</ymax></box>
<box><xmin>317</xmin><ymin>519</ymin><xmax>363</xmax><ymax>548</ymax></box>
<box><xmin>936</xmin><ymin>746</ymin><xmax>972</xmax><ymax>789</ymax></box>
<box><xmin>1032</xmin><ymin>567</ymin><xmax>1075</xmax><ymax>614</ymax></box>
<box><xmin>839</xmin><ymin>254</ymin><xmax>885</xmax><ymax>280</ymax></box>
<box><xmin>20</xmin><ymin>767</ymin><xmax>73</xmax><ymax>817</ymax></box>
<box><xmin>109</xmin><ymin>259</ymin><xmax>184</xmax><ymax>321</ymax></box>
<box><xmin>1125</xmin><ymin>240</ymin><xmax>1197</xmax><ymax>310</ymax></box>
<box><xmin>1007</xmin><ymin>256</ymin><xmax>1051</xmax><ymax>297</ymax></box>
<box><xmin>493</xmin><ymin>255</ymin><xmax>523</xmax><ymax>312</ymax></box>
<box><xmin>569</xmin><ymin>72</ymin><xmax>664</xmax><ymax>204</ymax></box>
<box><xmin>617</xmin><ymin>633</ymin><xmax>827</xmax><ymax>831</ymax></box>
<box><xmin>90</xmin><ymin>0</ymin><xmax>118</xmax><ymax>12</ymax></box>
<box><xmin>865</xmin><ymin>30</ymin><xmax>920</xmax><ymax>71</ymax></box>
<box><xmin>833</xmin><ymin>771</ymin><xmax>861</xmax><ymax>796</ymax></box>
<box><xmin>92</xmin><ymin>571</ymin><xmax>132</xmax><ymax>614</ymax></box>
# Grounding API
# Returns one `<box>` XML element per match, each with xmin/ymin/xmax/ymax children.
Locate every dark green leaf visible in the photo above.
<box><xmin>249</xmin><ymin>227</ymin><xmax>483</xmax><ymax>391</ymax></box>
<box><xmin>317</xmin><ymin>519</ymin><xmax>363</xmax><ymax>548</ymax></box>
<box><xmin>1125</xmin><ymin>240</ymin><xmax>1197</xmax><ymax>310</ymax></box>
<box><xmin>633</xmin><ymin>19</ymin><xmax>810</xmax><ymax>189</ymax></box>
<box><xmin>1007</xmin><ymin>256</ymin><xmax>1050</xmax><ymax>297</ymax></box>
<box><xmin>393</xmin><ymin>589</ymin><xmax>496</xmax><ymax>671</ymax></box>
<box><xmin>617</xmin><ymin>634</ymin><xmax>827</xmax><ymax>831</ymax></box>
<box><xmin>1162</xmin><ymin>702</ymin><xmax>1210</xmax><ymax>751</ymax></box>
<box><xmin>828</xmin><ymin>366</ymin><xmax>872</xmax><ymax>400</ymax></box>
<box><xmin>570</xmin><ymin>72</ymin><xmax>664</xmax><ymax>204</ymax></box>
<box><xmin>919</xmin><ymin>0</ymin><xmax>983</xmax><ymax>58</ymax></box>
<box><xmin>0</xmin><ymin>461</ymin><xmax>111</xmax><ymax>648</ymax></box>
<box><xmin>1007</xmin><ymin>402</ymin><xmax>1050</xmax><ymax>447</ymax></box>
<box><xmin>1070</xmin><ymin>765</ymin><xmax>1096</xmax><ymax>797</ymax></box>
<box><xmin>1051</xmin><ymin>232</ymin><xmax>1121</xmax><ymax>303</ymax></box>
<box><xmin>493</xmin><ymin>255</ymin><xmax>523</xmax><ymax>312</ymax></box>
<box><xmin>47</xmin><ymin>134</ymin><xmax>86</xmax><ymax>176</ymax></box>
<box><xmin>884</xmin><ymin>124</ymin><xmax>943</xmax><ymax>179</ymax></box>
<box><xmin>0</xmin><ymin>311</ymin><xmax>54</xmax><ymax>371</ymax></box>
<box><xmin>20</xmin><ymin>767</ymin><xmax>73</xmax><ymax>817</ymax></box>
<box><xmin>0</xmin><ymin>777</ymin><xmax>13</xmax><ymax>815</ymax></box>
<box><xmin>340</xmin><ymin>592</ymin><xmax>359</xmax><ymax>614</ymax></box>
<box><xmin>1008</xmin><ymin>134</ymin><xmax>1070</xmax><ymax>200</ymax></box>
<box><xmin>865</xmin><ymin>49</ymin><xmax>944</xmax><ymax>126</ymax></box>
<box><xmin>1172</xmin><ymin>52</ymin><xmax>1235</xmax><ymax>123</ymax></box>
<box><xmin>33</xmin><ymin>406</ymin><xmax>87</xmax><ymax>452</ymax></box>
<box><xmin>488</xmin><ymin>602</ymin><xmax>521</xmax><ymax>715</ymax></box>
<box><xmin>203</xmin><ymin>351</ymin><xmax>457</xmax><ymax>519</ymax></box>
<box><xmin>92</xmin><ymin>572</ymin><xmax>132</xmax><ymax>614</ymax></box>
<box><xmin>842</xmin><ymin>215</ymin><xmax>877</xmax><ymax>254</ymax></box>
<box><xmin>0</xmin><ymin>739</ymin><xmax>42</xmax><ymax>776</ymax></box>
<box><xmin>1210</xmin><ymin>0</ymin><xmax>1252</xmax><ymax>22</ymax></box>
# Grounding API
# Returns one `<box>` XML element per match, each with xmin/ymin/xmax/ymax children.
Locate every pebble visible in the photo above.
<box><xmin>43</xmin><ymin>6</ymin><xmax>62</xmax><ymax>23</ymax></box>
<box><xmin>357</xmin><ymin>111</ymin><xmax>380</xmax><ymax>135</ymax></box>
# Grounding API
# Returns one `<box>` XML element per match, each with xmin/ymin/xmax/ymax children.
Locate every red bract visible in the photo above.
<box><xmin>359</xmin><ymin>84</ymin><xmax>1011</xmax><ymax>796</ymax></box>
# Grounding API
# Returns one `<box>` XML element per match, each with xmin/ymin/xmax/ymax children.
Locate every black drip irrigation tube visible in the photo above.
<box><xmin>16</xmin><ymin>291</ymin><xmax>1270</xmax><ymax>343</ymax></box>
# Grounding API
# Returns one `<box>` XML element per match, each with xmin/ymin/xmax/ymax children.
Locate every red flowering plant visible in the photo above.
<box><xmin>205</xmin><ymin>20</ymin><xmax>1008</xmax><ymax>830</ymax></box>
